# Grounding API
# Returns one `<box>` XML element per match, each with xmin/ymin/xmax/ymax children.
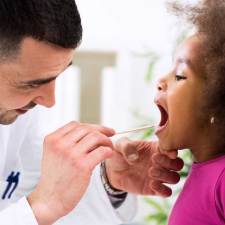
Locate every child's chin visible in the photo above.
<box><xmin>158</xmin><ymin>140</ymin><xmax>177</xmax><ymax>152</ymax></box>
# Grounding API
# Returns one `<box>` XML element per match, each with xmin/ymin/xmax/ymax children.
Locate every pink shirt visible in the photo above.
<box><xmin>169</xmin><ymin>155</ymin><xmax>225</xmax><ymax>225</ymax></box>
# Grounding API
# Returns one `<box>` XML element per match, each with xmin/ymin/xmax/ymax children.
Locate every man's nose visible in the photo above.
<box><xmin>34</xmin><ymin>82</ymin><xmax>56</xmax><ymax>108</ymax></box>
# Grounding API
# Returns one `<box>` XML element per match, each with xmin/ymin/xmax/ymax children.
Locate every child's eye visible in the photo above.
<box><xmin>175</xmin><ymin>75</ymin><xmax>186</xmax><ymax>81</ymax></box>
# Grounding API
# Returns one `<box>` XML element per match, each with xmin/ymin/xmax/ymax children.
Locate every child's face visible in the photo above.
<box><xmin>154</xmin><ymin>35</ymin><xmax>207</xmax><ymax>152</ymax></box>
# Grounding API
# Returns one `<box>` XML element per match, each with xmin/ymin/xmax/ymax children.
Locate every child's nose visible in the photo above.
<box><xmin>157</xmin><ymin>77</ymin><xmax>167</xmax><ymax>91</ymax></box>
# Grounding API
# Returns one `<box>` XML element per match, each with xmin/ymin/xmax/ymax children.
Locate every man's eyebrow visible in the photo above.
<box><xmin>20</xmin><ymin>76</ymin><xmax>58</xmax><ymax>86</ymax></box>
<box><xmin>20</xmin><ymin>61</ymin><xmax>73</xmax><ymax>86</ymax></box>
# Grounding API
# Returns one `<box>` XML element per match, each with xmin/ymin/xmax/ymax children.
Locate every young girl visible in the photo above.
<box><xmin>154</xmin><ymin>0</ymin><xmax>225</xmax><ymax>224</ymax></box>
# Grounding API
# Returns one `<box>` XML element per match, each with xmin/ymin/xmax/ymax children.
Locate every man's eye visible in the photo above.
<box><xmin>28</xmin><ymin>84</ymin><xmax>40</xmax><ymax>88</ymax></box>
<box><xmin>175</xmin><ymin>75</ymin><xmax>186</xmax><ymax>81</ymax></box>
<box><xmin>21</xmin><ymin>84</ymin><xmax>40</xmax><ymax>90</ymax></box>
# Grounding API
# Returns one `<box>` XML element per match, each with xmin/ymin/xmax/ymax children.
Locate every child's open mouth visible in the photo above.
<box><xmin>155</xmin><ymin>104</ymin><xmax>169</xmax><ymax>135</ymax></box>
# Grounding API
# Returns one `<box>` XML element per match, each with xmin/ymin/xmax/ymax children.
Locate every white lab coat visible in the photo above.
<box><xmin>0</xmin><ymin>107</ymin><xmax>137</xmax><ymax>225</ymax></box>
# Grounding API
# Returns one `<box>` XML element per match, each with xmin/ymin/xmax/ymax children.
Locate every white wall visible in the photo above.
<box><xmin>52</xmin><ymin>0</ymin><xmax>185</xmax><ymax>130</ymax></box>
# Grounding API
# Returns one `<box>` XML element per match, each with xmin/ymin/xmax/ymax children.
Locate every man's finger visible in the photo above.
<box><xmin>64</xmin><ymin>125</ymin><xmax>114</xmax><ymax>144</ymax></box>
<box><xmin>150</xmin><ymin>181</ymin><xmax>172</xmax><ymax>197</ymax></box>
<box><xmin>152</xmin><ymin>153</ymin><xmax>184</xmax><ymax>171</ymax></box>
<box><xmin>52</xmin><ymin>121</ymin><xmax>80</xmax><ymax>137</ymax></box>
<box><xmin>114</xmin><ymin>137</ymin><xmax>139</xmax><ymax>164</ymax></box>
<box><xmin>86</xmin><ymin>147</ymin><xmax>114</xmax><ymax>170</ymax></box>
<box><xmin>83</xmin><ymin>124</ymin><xmax>115</xmax><ymax>137</ymax></box>
<box><xmin>149</xmin><ymin>167</ymin><xmax>180</xmax><ymax>184</ymax></box>
<box><xmin>75</xmin><ymin>132</ymin><xmax>113</xmax><ymax>154</ymax></box>
<box><xmin>163</xmin><ymin>150</ymin><xmax>178</xmax><ymax>159</ymax></box>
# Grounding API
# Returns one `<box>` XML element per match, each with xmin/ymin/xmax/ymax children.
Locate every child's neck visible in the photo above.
<box><xmin>191</xmin><ymin>141</ymin><xmax>225</xmax><ymax>162</ymax></box>
<box><xmin>189</xmin><ymin>127</ymin><xmax>225</xmax><ymax>162</ymax></box>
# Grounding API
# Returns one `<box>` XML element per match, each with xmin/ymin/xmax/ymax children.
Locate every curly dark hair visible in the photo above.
<box><xmin>169</xmin><ymin>0</ymin><xmax>225</xmax><ymax>149</ymax></box>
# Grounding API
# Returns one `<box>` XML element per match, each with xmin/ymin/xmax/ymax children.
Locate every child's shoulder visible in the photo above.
<box><xmin>190</xmin><ymin>155</ymin><xmax>225</xmax><ymax>220</ymax></box>
<box><xmin>215</xmin><ymin>165</ymin><xmax>225</xmax><ymax>219</ymax></box>
<box><xmin>191</xmin><ymin>154</ymin><xmax>225</xmax><ymax>188</ymax></box>
<box><xmin>210</xmin><ymin>154</ymin><xmax>225</xmax><ymax>172</ymax></box>
<box><xmin>193</xmin><ymin>154</ymin><xmax>225</xmax><ymax>173</ymax></box>
<box><xmin>211</xmin><ymin>155</ymin><xmax>225</xmax><ymax>176</ymax></box>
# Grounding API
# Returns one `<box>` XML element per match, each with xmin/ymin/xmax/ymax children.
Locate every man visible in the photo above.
<box><xmin>0</xmin><ymin>1</ymin><xmax>183</xmax><ymax>225</ymax></box>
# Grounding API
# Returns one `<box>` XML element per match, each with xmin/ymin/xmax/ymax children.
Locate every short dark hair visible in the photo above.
<box><xmin>0</xmin><ymin>0</ymin><xmax>82</xmax><ymax>59</ymax></box>
<box><xmin>169</xmin><ymin>0</ymin><xmax>225</xmax><ymax>148</ymax></box>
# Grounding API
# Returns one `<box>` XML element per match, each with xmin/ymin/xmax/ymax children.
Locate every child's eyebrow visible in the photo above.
<box><xmin>177</xmin><ymin>58</ymin><xmax>196</xmax><ymax>71</ymax></box>
<box><xmin>177</xmin><ymin>58</ymin><xmax>192</xmax><ymax>66</ymax></box>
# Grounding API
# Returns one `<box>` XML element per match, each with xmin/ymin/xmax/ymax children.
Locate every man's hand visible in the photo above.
<box><xmin>28</xmin><ymin>122</ymin><xmax>115</xmax><ymax>225</ymax></box>
<box><xmin>105</xmin><ymin>138</ymin><xmax>183</xmax><ymax>197</ymax></box>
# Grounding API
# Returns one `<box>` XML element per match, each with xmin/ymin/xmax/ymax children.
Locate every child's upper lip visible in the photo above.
<box><xmin>154</xmin><ymin>95</ymin><xmax>168</xmax><ymax>112</ymax></box>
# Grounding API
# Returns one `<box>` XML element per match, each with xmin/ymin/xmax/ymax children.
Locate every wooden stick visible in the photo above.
<box><xmin>115</xmin><ymin>125</ymin><xmax>155</xmax><ymax>135</ymax></box>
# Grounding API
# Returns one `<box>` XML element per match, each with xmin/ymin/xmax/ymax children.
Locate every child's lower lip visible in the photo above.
<box><xmin>155</xmin><ymin>121</ymin><xmax>168</xmax><ymax>135</ymax></box>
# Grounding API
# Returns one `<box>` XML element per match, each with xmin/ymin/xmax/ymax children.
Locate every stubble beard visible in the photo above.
<box><xmin>0</xmin><ymin>108</ymin><xmax>18</xmax><ymax>125</ymax></box>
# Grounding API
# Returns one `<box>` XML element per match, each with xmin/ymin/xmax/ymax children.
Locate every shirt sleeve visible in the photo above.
<box><xmin>0</xmin><ymin>197</ymin><xmax>38</xmax><ymax>225</ymax></box>
<box><xmin>215</xmin><ymin>168</ymin><xmax>225</xmax><ymax>222</ymax></box>
<box><xmin>95</xmin><ymin>165</ymin><xmax>138</xmax><ymax>223</ymax></box>
<box><xmin>54</xmin><ymin>165</ymin><xmax>137</xmax><ymax>225</ymax></box>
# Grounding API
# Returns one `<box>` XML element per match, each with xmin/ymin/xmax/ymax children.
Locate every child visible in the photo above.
<box><xmin>154</xmin><ymin>0</ymin><xmax>225</xmax><ymax>224</ymax></box>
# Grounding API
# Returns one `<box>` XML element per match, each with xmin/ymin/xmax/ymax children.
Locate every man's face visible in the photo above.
<box><xmin>0</xmin><ymin>38</ymin><xmax>74</xmax><ymax>125</ymax></box>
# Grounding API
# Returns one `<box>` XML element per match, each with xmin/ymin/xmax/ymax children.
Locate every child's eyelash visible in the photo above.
<box><xmin>175</xmin><ymin>75</ymin><xmax>187</xmax><ymax>81</ymax></box>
